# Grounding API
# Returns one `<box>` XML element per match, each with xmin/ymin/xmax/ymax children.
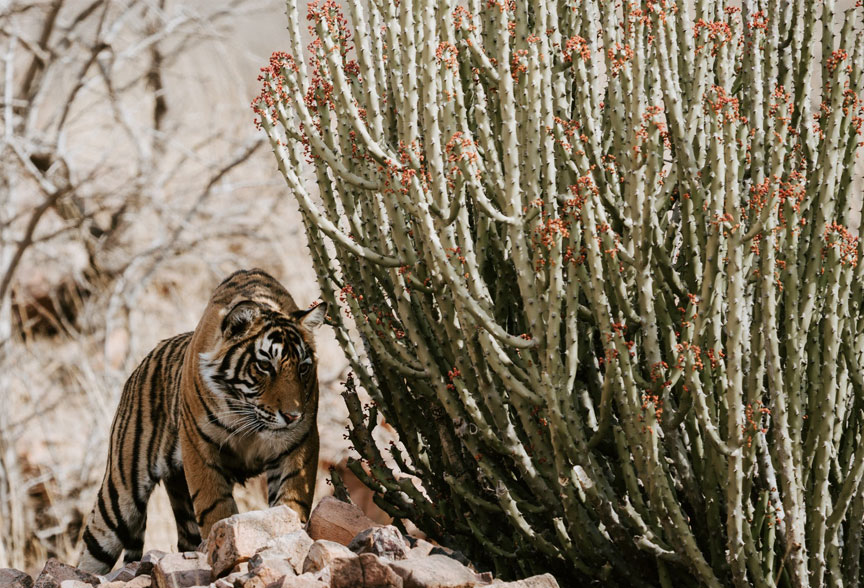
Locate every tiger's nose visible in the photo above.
<box><xmin>280</xmin><ymin>410</ymin><xmax>301</xmax><ymax>424</ymax></box>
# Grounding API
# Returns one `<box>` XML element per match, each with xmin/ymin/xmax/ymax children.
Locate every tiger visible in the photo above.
<box><xmin>78</xmin><ymin>268</ymin><xmax>327</xmax><ymax>574</ymax></box>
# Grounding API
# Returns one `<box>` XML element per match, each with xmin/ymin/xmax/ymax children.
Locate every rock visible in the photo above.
<box><xmin>212</xmin><ymin>571</ymin><xmax>252</xmax><ymax>588</ymax></box>
<box><xmin>389</xmin><ymin>555</ymin><xmax>491</xmax><ymax>588</ymax></box>
<box><xmin>0</xmin><ymin>568</ymin><xmax>33</xmax><ymax>588</ymax></box>
<box><xmin>131</xmin><ymin>578</ymin><xmax>154</xmax><ymax>588</ymax></box>
<box><xmin>103</xmin><ymin>577</ymin><xmax>152</xmax><ymax>588</ymax></box>
<box><xmin>330</xmin><ymin>553</ymin><xmax>403</xmax><ymax>588</ymax></box>
<box><xmin>237</xmin><ymin>576</ymin><xmax>267</xmax><ymax>588</ymax></box>
<box><xmin>405</xmin><ymin>539</ymin><xmax>435</xmax><ymax>560</ymax></box>
<box><xmin>57</xmin><ymin>582</ymin><xmax>91</xmax><ymax>588</ymax></box>
<box><xmin>231</xmin><ymin>563</ymin><xmax>250</xmax><ymax>575</ymax></box>
<box><xmin>347</xmin><ymin>526</ymin><xmax>409</xmax><ymax>561</ymax></box>
<box><xmin>247</xmin><ymin>550</ymin><xmax>296</xmax><ymax>585</ymax></box>
<box><xmin>207</xmin><ymin>506</ymin><xmax>303</xmax><ymax>578</ymax></box>
<box><xmin>104</xmin><ymin>562</ymin><xmax>141</xmax><ymax>583</ymax></box>
<box><xmin>139</xmin><ymin>551</ymin><xmax>168</xmax><ymax>577</ymax></box>
<box><xmin>153</xmin><ymin>552</ymin><xmax>212</xmax><ymax>588</ymax></box>
<box><xmin>258</xmin><ymin>531</ymin><xmax>314</xmax><ymax>574</ymax></box>
<box><xmin>305</xmin><ymin>496</ymin><xmax>379</xmax><ymax>546</ymax></box>
<box><xmin>33</xmin><ymin>559</ymin><xmax>100</xmax><ymax>588</ymax></box>
<box><xmin>301</xmin><ymin>540</ymin><xmax>356</xmax><ymax>574</ymax></box>
<box><xmin>428</xmin><ymin>547</ymin><xmax>473</xmax><ymax>568</ymax></box>
<box><xmin>489</xmin><ymin>575</ymin><xmax>559</xmax><ymax>588</ymax></box>
<box><xmin>278</xmin><ymin>574</ymin><xmax>327</xmax><ymax>588</ymax></box>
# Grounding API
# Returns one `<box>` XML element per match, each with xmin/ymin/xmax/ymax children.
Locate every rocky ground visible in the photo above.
<box><xmin>0</xmin><ymin>499</ymin><xmax>557</xmax><ymax>588</ymax></box>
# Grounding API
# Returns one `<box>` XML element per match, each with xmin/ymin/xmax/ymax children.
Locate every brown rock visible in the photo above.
<box><xmin>0</xmin><ymin>568</ymin><xmax>33</xmax><ymax>588</ymax></box>
<box><xmin>306</xmin><ymin>497</ymin><xmax>379</xmax><ymax>546</ymax></box>
<box><xmin>259</xmin><ymin>531</ymin><xmax>314</xmax><ymax>574</ymax></box>
<box><xmin>104</xmin><ymin>562</ymin><xmax>141</xmax><ymax>583</ymax></box>
<box><xmin>153</xmin><ymin>552</ymin><xmax>212</xmax><ymax>588</ymax></box>
<box><xmin>348</xmin><ymin>526</ymin><xmax>408</xmax><ymax>561</ymax></box>
<box><xmin>330</xmin><ymin>553</ymin><xmax>403</xmax><ymax>588</ymax></box>
<box><xmin>247</xmin><ymin>549</ymin><xmax>296</xmax><ymax>585</ymax></box>
<box><xmin>301</xmin><ymin>540</ymin><xmax>356</xmax><ymax>574</ymax></box>
<box><xmin>278</xmin><ymin>574</ymin><xmax>327</xmax><ymax>588</ymax></box>
<box><xmin>389</xmin><ymin>555</ymin><xmax>491</xmax><ymax>588</ymax></box>
<box><xmin>33</xmin><ymin>559</ymin><xmax>100</xmax><ymax>588</ymax></box>
<box><xmin>489</xmin><ymin>575</ymin><xmax>559</xmax><ymax>588</ymax></box>
<box><xmin>207</xmin><ymin>506</ymin><xmax>303</xmax><ymax>578</ymax></box>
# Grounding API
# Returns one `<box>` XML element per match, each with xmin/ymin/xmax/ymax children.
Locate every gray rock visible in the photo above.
<box><xmin>257</xmin><ymin>531</ymin><xmax>314</xmax><ymax>575</ymax></box>
<box><xmin>301</xmin><ymin>540</ymin><xmax>356</xmax><ymax>574</ymax></box>
<box><xmin>330</xmin><ymin>553</ymin><xmax>403</xmax><ymax>588</ymax></box>
<box><xmin>33</xmin><ymin>559</ymin><xmax>100</xmax><ymax>588</ymax></box>
<box><xmin>0</xmin><ymin>568</ymin><xmax>33</xmax><ymax>588</ymax></box>
<box><xmin>152</xmin><ymin>552</ymin><xmax>211</xmax><ymax>588</ymax></box>
<box><xmin>428</xmin><ymin>547</ymin><xmax>472</xmax><ymax>568</ymax></box>
<box><xmin>389</xmin><ymin>554</ymin><xmax>491</xmax><ymax>588</ymax></box>
<box><xmin>102</xmin><ymin>576</ymin><xmax>152</xmax><ymax>588</ymax></box>
<box><xmin>104</xmin><ymin>562</ymin><xmax>140</xmax><ymax>583</ymax></box>
<box><xmin>207</xmin><ymin>506</ymin><xmax>303</xmax><ymax>578</ymax></box>
<box><xmin>247</xmin><ymin>549</ymin><xmax>296</xmax><ymax>585</ymax></box>
<box><xmin>277</xmin><ymin>574</ymin><xmax>327</xmax><ymax>588</ymax></box>
<box><xmin>489</xmin><ymin>574</ymin><xmax>559</xmax><ymax>588</ymax></box>
<box><xmin>211</xmin><ymin>570</ymin><xmax>251</xmax><ymax>588</ymax></box>
<box><xmin>347</xmin><ymin>526</ymin><xmax>409</xmax><ymax>561</ymax></box>
<box><xmin>139</xmin><ymin>551</ymin><xmax>168</xmax><ymax>577</ymax></box>
<box><xmin>405</xmin><ymin>539</ymin><xmax>435</xmax><ymax>560</ymax></box>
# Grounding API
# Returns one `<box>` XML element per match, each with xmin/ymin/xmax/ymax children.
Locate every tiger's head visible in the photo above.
<box><xmin>197</xmin><ymin>298</ymin><xmax>327</xmax><ymax>433</ymax></box>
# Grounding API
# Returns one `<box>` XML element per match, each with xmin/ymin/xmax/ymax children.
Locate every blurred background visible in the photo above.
<box><xmin>0</xmin><ymin>0</ymin><xmax>376</xmax><ymax>573</ymax></box>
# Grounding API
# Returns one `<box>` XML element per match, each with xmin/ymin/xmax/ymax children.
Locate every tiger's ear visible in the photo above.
<box><xmin>293</xmin><ymin>302</ymin><xmax>327</xmax><ymax>331</ymax></box>
<box><xmin>221</xmin><ymin>300</ymin><xmax>261</xmax><ymax>339</ymax></box>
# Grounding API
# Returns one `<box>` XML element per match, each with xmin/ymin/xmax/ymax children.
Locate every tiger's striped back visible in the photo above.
<box><xmin>79</xmin><ymin>269</ymin><xmax>326</xmax><ymax>573</ymax></box>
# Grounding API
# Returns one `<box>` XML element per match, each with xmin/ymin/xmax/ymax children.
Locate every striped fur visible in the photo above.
<box><xmin>78</xmin><ymin>269</ymin><xmax>326</xmax><ymax>573</ymax></box>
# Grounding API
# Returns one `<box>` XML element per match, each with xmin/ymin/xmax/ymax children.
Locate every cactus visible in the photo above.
<box><xmin>254</xmin><ymin>1</ymin><xmax>864</xmax><ymax>585</ymax></box>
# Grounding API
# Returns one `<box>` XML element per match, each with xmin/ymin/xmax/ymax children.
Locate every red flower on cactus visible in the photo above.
<box><xmin>563</xmin><ymin>35</ymin><xmax>591</xmax><ymax>63</ymax></box>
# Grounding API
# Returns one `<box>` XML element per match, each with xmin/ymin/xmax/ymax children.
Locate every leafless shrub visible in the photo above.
<box><xmin>0</xmin><ymin>0</ymin><xmax>308</xmax><ymax>569</ymax></box>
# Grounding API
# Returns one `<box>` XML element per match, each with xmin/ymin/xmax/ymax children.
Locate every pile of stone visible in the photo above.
<box><xmin>1</xmin><ymin>498</ymin><xmax>558</xmax><ymax>588</ymax></box>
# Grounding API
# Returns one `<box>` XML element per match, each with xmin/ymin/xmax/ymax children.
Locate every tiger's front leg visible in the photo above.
<box><xmin>266</xmin><ymin>437</ymin><xmax>318</xmax><ymax>523</ymax></box>
<box><xmin>180</xmin><ymin>426</ymin><xmax>238</xmax><ymax>538</ymax></box>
